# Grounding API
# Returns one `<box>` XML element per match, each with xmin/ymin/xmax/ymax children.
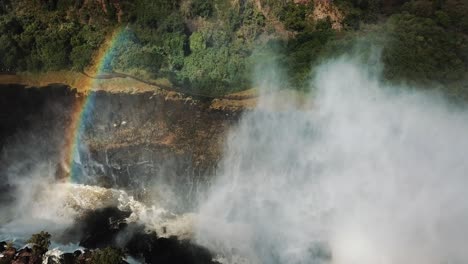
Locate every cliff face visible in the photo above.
<box><xmin>0</xmin><ymin>83</ymin><xmax>244</xmax><ymax>210</ymax></box>
<box><xmin>78</xmin><ymin>89</ymin><xmax>241</xmax><ymax>199</ymax></box>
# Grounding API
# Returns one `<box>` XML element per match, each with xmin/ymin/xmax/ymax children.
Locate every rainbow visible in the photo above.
<box><xmin>58</xmin><ymin>28</ymin><xmax>125</xmax><ymax>182</ymax></box>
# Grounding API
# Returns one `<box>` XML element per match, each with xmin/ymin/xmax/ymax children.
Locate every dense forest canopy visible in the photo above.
<box><xmin>0</xmin><ymin>0</ymin><xmax>467</xmax><ymax>97</ymax></box>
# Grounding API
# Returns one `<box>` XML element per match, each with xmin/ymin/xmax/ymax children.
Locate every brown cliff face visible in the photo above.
<box><xmin>0</xmin><ymin>83</ymin><xmax>245</xmax><ymax>209</ymax></box>
<box><xmin>80</xmin><ymin>89</ymin><xmax>242</xmax><ymax>194</ymax></box>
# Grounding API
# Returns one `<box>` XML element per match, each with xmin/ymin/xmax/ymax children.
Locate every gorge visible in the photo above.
<box><xmin>1</xmin><ymin>0</ymin><xmax>468</xmax><ymax>263</ymax></box>
<box><xmin>2</xmin><ymin>58</ymin><xmax>468</xmax><ymax>264</ymax></box>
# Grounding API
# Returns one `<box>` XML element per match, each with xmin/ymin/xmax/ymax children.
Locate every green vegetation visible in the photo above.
<box><xmin>90</xmin><ymin>247</ymin><xmax>125</xmax><ymax>264</ymax></box>
<box><xmin>381</xmin><ymin>1</ymin><xmax>468</xmax><ymax>97</ymax></box>
<box><xmin>0</xmin><ymin>0</ymin><xmax>467</xmax><ymax>97</ymax></box>
<box><xmin>279</xmin><ymin>2</ymin><xmax>314</xmax><ymax>31</ymax></box>
<box><xmin>27</xmin><ymin>231</ymin><xmax>51</xmax><ymax>255</ymax></box>
<box><xmin>0</xmin><ymin>12</ymin><xmax>108</xmax><ymax>72</ymax></box>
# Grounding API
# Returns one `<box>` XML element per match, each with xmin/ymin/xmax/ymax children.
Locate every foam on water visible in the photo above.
<box><xmin>0</xmin><ymin>183</ymin><xmax>194</xmax><ymax>244</ymax></box>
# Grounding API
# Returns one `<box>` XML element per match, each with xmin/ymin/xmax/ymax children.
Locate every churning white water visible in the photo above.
<box><xmin>0</xmin><ymin>182</ymin><xmax>194</xmax><ymax>245</ymax></box>
<box><xmin>195</xmin><ymin>58</ymin><xmax>468</xmax><ymax>264</ymax></box>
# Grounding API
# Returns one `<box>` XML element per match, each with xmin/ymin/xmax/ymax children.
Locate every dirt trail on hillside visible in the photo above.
<box><xmin>0</xmin><ymin>72</ymin><xmax>258</xmax><ymax>111</ymax></box>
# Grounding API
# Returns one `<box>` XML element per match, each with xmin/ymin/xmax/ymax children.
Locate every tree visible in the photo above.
<box><xmin>190</xmin><ymin>0</ymin><xmax>213</xmax><ymax>18</ymax></box>
<box><xmin>27</xmin><ymin>231</ymin><xmax>51</xmax><ymax>255</ymax></box>
<box><xmin>0</xmin><ymin>0</ymin><xmax>10</xmax><ymax>14</ymax></box>
<box><xmin>279</xmin><ymin>2</ymin><xmax>311</xmax><ymax>31</ymax></box>
<box><xmin>161</xmin><ymin>32</ymin><xmax>187</xmax><ymax>71</ymax></box>
<box><xmin>33</xmin><ymin>21</ymin><xmax>81</xmax><ymax>71</ymax></box>
<box><xmin>133</xmin><ymin>0</ymin><xmax>178</xmax><ymax>28</ymax></box>
<box><xmin>177</xmin><ymin>45</ymin><xmax>247</xmax><ymax>95</ymax></box>
<box><xmin>90</xmin><ymin>247</ymin><xmax>125</xmax><ymax>264</ymax></box>
<box><xmin>382</xmin><ymin>13</ymin><xmax>466</xmax><ymax>85</ymax></box>
<box><xmin>70</xmin><ymin>25</ymin><xmax>106</xmax><ymax>70</ymax></box>
<box><xmin>0</xmin><ymin>34</ymin><xmax>20</xmax><ymax>70</ymax></box>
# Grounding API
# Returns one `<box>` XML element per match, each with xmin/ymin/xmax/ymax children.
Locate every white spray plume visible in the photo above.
<box><xmin>195</xmin><ymin>57</ymin><xmax>468</xmax><ymax>264</ymax></box>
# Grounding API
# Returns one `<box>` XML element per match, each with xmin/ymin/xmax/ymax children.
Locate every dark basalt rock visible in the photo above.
<box><xmin>0</xmin><ymin>241</ymin><xmax>7</xmax><ymax>252</ymax></box>
<box><xmin>72</xmin><ymin>250</ymin><xmax>82</xmax><ymax>259</ymax></box>
<box><xmin>135</xmin><ymin>236</ymin><xmax>218</xmax><ymax>264</ymax></box>
<box><xmin>59</xmin><ymin>253</ymin><xmax>74</xmax><ymax>264</ymax></box>
<box><xmin>122</xmin><ymin>224</ymin><xmax>218</xmax><ymax>264</ymax></box>
<box><xmin>0</xmin><ymin>245</ymin><xmax>16</xmax><ymax>263</ymax></box>
<box><xmin>62</xmin><ymin>206</ymin><xmax>219</xmax><ymax>264</ymax></box>
<box><xmin>74</xmin><ymin>250</ymin><xmax>92</xmax><ymax>264</ymax></box>
<box><xmin>75</xmin><ymin>207</ymin><xmax>131</xmax><ymax>249</ymax></box>
<box><xmin>11</xmin><ymin>247</ymin><xmax>42</xmax><ymax>264</ymax></box>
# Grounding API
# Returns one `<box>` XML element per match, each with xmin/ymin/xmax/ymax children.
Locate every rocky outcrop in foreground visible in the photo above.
<box><xmin>0</xmin><ymin>207</ymin><xmax>218</xmax><ymax>264</ymax></box>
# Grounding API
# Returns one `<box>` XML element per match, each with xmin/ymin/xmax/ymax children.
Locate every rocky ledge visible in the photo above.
<box><xmin>0</xmin><ymin>81</ymin><xmax>252</xmax><ymax>207</ymax></box>
<box><xmin>0</xmin><ymin>207</ymin><xmax>218</xmax><ymax>264</ymax></box>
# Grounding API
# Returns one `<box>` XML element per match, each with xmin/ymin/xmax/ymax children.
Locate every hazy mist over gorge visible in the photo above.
<box><xmin>1</xmin><ymin>0</ymin><xmax>468</xmax><ymax>262</ymax></box>
<box><xmin>1</xmin><ymin>51</ymin><xmax>468</xmax><ymax>263</ymax></box>
<box><xmin>196</xmin><ymin>57</ymin><xmax>468</xmax><ymax>264</ymax></box>
<box><xmin>2</xmin><ymin>54</ymin><xmax>468</xmax><ymax>263</ymax></box>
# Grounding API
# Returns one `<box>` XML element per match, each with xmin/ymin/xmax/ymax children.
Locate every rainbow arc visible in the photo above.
<box><xmin>59</xmin><ymin>28</ymin><xmax>124</xmax><ymax>182</ymax></box>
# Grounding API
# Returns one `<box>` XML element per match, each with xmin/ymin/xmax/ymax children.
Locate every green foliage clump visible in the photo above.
<box><xmin>315</xmin><ymin>17</ymin><xmax>333</xmax><ymax>31</ymax></box>
<box><xmin>0</xmin><ymin>35</ymin><xmax>19</xmax><ymax>70</ymax></box>
<box><xmin>260</xmin><ymin>0</ymin><xmax>288</xmax><ymax>18</ymax></box>
<box><xmin>131</xmin><ymin>0</ymin><xmax>178</xmax><ymax>27</ymax></box>
<box><xmin>336</xmin><ymin>0</ymin><xmax>381</xmax><ymax>29</ymax></box>
<box><xmin>279</xmin><ymin>2</ymin><xmax>313</xmax><ymax>31</ymax></box>
<box><xmin>227</xmin><ymin>2</ymin><xmax>266</xmax><ymax>37</ymax></box>
<box><xmin>190</xmin><ymin>0</ymin><xmax>214</xmax><ymax>18</ymax></box>
<box><xmin>36</xmin><ymin>22</ymin><xmax>76</xmax><ymax>70</ymax></box>
<box><xmin>442</xmin><ymin>0</ymin><xmax>468</xmax><ymax>34</ymax></box>
<box><xmin>0</xmin><ymin>15</ymin><xmax>24</xmax><ymax>70</ymax></box>
<box><xmin>27</xmin><ymin>231</ymin><xmax>51</xmax><ymax>255</ymax></box>
<box><xmin>328</xmin><ymin>0</ymin><xmax>468</xmax><ymax>98</ymax></box>
<box><xmin>1</xmin><ymin>0</ymin><xmax>468</xmax><ymax>98</ymax></box>
<box><xmin>0</xmin><ymin>0</ymin><xmax>10</xmax><ymax>14</ymax></box>
<box><xmin>175</xmin><ymin>25</ymin><xmax>248</xmax><ymax>95</ymax></box>
<box><xmin>107</xmin><ymin>30</ymin><xmax>160</xmax><ymax>75</ymax></box>
<box><xmin>161</xmin><ymin>32</ymin><xmax>187</xmax><ymax>71</ymax></box>
<box><xmin>285</xmin><ymin>29</ymin><xmax>335</xmax><ymax>89</ymax></box>
<box><xmin>402</xmin><ymin>0</ymin><xmax>435</xmax><ymax>17</ymax></box>
<box><xmin>70</xmin><ymin>25</ymin><xmax>106</xmax><ymax>70</ymax></box>
<box><xmin>90</xmin><ymin>247</ymin><xmax>125</xmax><ymax>264</ymax></box>
<box><xmin>0</xmin><ymin>10</ymin><xmax>109</xmax><ymax>72</ymax></box>
<box><xmin>177</xmin><ymin>46</ymin><xmax>247</xmax><ymax>95</ymax></box>
<box><xmin>382</xmin><ymin>10</ymin><xmax>468</xmax><ymax>87</ymax></box>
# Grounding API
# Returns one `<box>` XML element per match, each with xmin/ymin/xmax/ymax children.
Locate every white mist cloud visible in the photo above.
<box><xmin>0</xmin><ymin>163</ymin><xmax>77</xmax><ymax>245</ymax></box>
<box><xmin>195</xmin><ymin>57</ymin><xmax>468</xmax><ymax>264</ymax></box>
